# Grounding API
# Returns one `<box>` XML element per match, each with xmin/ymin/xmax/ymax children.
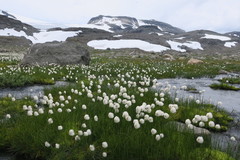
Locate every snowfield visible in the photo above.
<box><xmin>149</xmin><ymin>32</ymin><xmax>163</xmax><ymax>36</ymax></box>
<box><xmin>224</xmin><ymin>41</ymin><xmax>237</xmax><ymax>48</ymax></box>
<box><xmin>0</xmin><ymin>28</ymin><xmax>80</xmax><ymax>43</ymax></box>
<box><xmin>137</xmin><ymin>20</ymin><xmax>163</xmax><ymax>31</ymax></box>
<box><xmin>167</xmin><ymin>40</ymin><xmax>203</xmax><ymax>52</ymax></box>
<box><xmin>87</xmin><ymin>39</ymin><xmax>169</xmax><ymax>52</ymax></box>
<box><xmin>95</xmin><ymin>17</ymin><xmax>138</xmax><ymax>29</ymax></box>
<box><xmin>174</xmin><ymin>37</ymin><xmax>185</xmax><ymax>40</ymax></box>
<box><xmin>72</xmin><ymin>24</ymin><xmax>113</xmax><ymax>33</ymax></box>
<box><xmin>113</xmin><ymin>35</ymin><xmax>123</xmax><ymax>37</ymax></box>
<box><xmin>201</xmin><ymin>34</ymin><xmax>231</xmax><ymax>41</ymax></box>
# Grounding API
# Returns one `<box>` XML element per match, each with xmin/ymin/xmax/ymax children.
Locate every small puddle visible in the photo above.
<box><xmin>0</xmin><ymin>81</ymin><xmax>70</xmax><ymax>99</ymax></box>
<box><xmin>157</xmin><ymin>75</ymin><xmax>240</xmax><ymax>112</ymax></box>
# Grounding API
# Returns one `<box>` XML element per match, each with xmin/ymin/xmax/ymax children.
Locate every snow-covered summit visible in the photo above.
<box><xmin>88</xmin><ymin>15</ymin><xmax>185</xmax><ymax>34</ymax></box>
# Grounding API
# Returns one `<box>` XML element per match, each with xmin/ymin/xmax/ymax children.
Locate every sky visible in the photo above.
<box><xmin>1</xmin><ymin>0</ymin><xmax>240</xmax><ymax>33</ymax></box>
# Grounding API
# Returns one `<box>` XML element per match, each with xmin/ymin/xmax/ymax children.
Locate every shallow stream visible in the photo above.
<box><xmin>157</xmin><ymin>75</ymin><xmax>240</xmax><ymax>155</ymax></box>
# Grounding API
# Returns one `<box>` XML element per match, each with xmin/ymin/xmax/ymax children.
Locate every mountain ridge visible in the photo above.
<box><xmin>88</xmin><ymin>15</ymin><xmax>185</xmax><ymax>34</ymax></box>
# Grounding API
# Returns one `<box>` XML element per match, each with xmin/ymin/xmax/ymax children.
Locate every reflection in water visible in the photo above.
<box><xmin>0</xmin><ymin>81</ymin><xmax>69</xmax><ymax>99</ymax></box>
<box><xmin>157</xmin><ymin>77</ymin><xmax>240</xmax><ymax>112</ymax></box>
<box><xmin>157</xmin><ymin>76</ymin><xmax>240</xmax><ymax>155</ymax></box>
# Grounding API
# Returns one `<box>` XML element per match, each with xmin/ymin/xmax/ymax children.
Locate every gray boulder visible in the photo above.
<box><xmin>21</xmin><ymin>41</ymin><xmax>90</xmax><ymax>66</ymax></box>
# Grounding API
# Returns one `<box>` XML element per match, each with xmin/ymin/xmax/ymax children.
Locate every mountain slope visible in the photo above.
<box><xmin>88</xmin><ymin>15</ymin><xmax>185</xmax><ymax>34</ymax></box>
<box><xmin>0</xmin><ymin>14</ymin><xmax>39</xmax><ymax>36</ymax></box>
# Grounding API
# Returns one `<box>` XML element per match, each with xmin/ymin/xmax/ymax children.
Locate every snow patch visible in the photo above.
<box><xmin>0</xmin><ymin>28</ymin><xmax>80</xmax><ymax>43</ymax></box>
<box><xmin>233</xmin><ymin>34</ymin><xmax>240</xmax><ymax>37</ymax></box>
<box><xmin>138</xmin><ymin>20</ymin><xmax>148</xmax><ymax>26</ymax></box>
<box><xmin>149</xmin><ymin>32</ymin><xmax>163</xmax><ymax>36</ymax></box>
<box><xmin>76</xmin><ymin>24</ymin><xmax>113</xmax><ymax>33</ymax></box>
<box><xmin>113</xmin><ymin>35</ymin><xmax>122</xmax><ymax>37</ymax></box>
<box><xmin>201</xmin><ymin>34</ymin><xmax>231</xmax><ymax>41</ymax></box>
<box><xmin>87</xmin><ymin>39</ymin><xmax>169</xmax><ymax>52</ymax></box>
<box><xmin>167</xmin><ymin>40</ymin><xmax>203</xmax><ymax>52</ymax></box>
<box><xmin>138</xmin><ymin>20</ymin><xmax>163</xmax><ymax>31</ymax></box>
<box><xmin>224</xmin><ymin>42</ymin><xmax>237</xmax><ymax>48</ymax></box>
<box><xmin>175</xmin><ymin>37</ymin><xmax>185</xmax><ymax>40</ymax></box>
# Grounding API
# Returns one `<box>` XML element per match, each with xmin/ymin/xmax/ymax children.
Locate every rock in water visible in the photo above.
<box><xmin>21</xmin><ymin>41</ymin><xmax>90</xmax><ymax>66</ymax></box>
<box><xmin>187</xmin><ymin>58</ymin><xmax>204</xmax><ymax>64</ymax></box>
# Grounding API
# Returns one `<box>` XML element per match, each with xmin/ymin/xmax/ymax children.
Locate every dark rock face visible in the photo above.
<box><xmin>0</xmin><ymin>36</ymin><xmax>32</xmax><ymax>52</ymax></box>
<box><xmin>21</xmin><ymin>41</ymin><xmax>90</xmax><ymax>66</ymax></box>
<box><xmin>140</xmin><ymin>20</ymin><xmax>185</xmax><ymax>34</ymax></box>
<box><xmin>0</xmin><ymin>15</ymin><xmax>39</xmax><ymax>36</ymax></box>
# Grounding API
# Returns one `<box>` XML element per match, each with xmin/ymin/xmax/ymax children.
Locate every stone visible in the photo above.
<box><xmin>21</xmin><ymin>41</ymin><xmax>90</xmax><ymax>66</ymax></box>
<box><xmin>163</xmin><ymin>54</ymin><xmax>174</xmax><ymax>61</ymax></box>
<box><xmin>219</xmin><ymin>70</ymin><xmax>229</xmax><ymax>74</ymax></box>
<box><xmin>187</xmin><ymin>58</ymin><xmax>204</xmax><ymax>64</ymax></box>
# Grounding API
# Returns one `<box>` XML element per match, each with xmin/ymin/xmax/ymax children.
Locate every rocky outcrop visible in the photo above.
<box><xmin>0</xmin><ymin>36</ymin><xmax>32</xmax><ymax>52</ymax></box>
<box><xmin>0</xmin><ymin>15</ymin><xmax>39</xmax><ymax>36</ymax></box>
<box><xmin>21</xmin><ymin>41</ymin><xmax>90</xmax><ymax>66</ymax></box>
<box><xmin>187</xmin><ymin>58</ymin><xmax>204</xmax><ymax>64</ymax></box>
<box><xmin>163</xmin><ymin>54</ymin><xmax>174</xmax><ymax>61</ymax></box>
<box><xmin>140</xmin><ymin>19</ymin><xmax>185</xmax><ymax>34</ymax></box>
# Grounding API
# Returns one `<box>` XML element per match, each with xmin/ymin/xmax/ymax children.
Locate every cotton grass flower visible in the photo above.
<box><xmin>108</xmin><ymin>112</ymin><xmax>114</xmax><ymax>119</ymax></box>
<box><xmin>38</xmin><ymin>108</ymin><xmax>44</xmax><ymax>114</ymax></box>
<box><xmin>84</xmin><ymin>114</ymin><xmax>90</xmax><ymax>120</ymax></box>
<box><xmin>102</xmin><ymin>142</ymin><xmax>108</xmax><ymax>148</ymax></box>
<box><xmin>34</xmin><ymin>111</ymin><xmax>39</xmax><ymax>116</ymax></box>
<box><xmin>163</xmin><ymin>113</ymin><xmax>169</xmax><ymax>119</ymax></box>
<box><xmin>160</xmin><ymin>133</ymin><xmax>164</xmax><ymax>138</ymax></box>
<box><xmin>151</xmin><ymin>128</ymin><xmax>157</xmax><ymax>135</ymax></box>
<box><xmin>155</xmin><ymin>134</ymin><xmax>161</xmax><ymax>141</ymax></box>
<box><xmin>89</xmin><ymin>145</ymin><xmax>95</xmax><ymax>151</ymax></box>
<box><xmin>102</xmin><ymin>152</ymin><xmax>107</xmax><ymax>157</ymax></box>
<box><xmin>59</xmin><ymin>95</ymin><xmax>65</xmax><ymax>101</ymax></box>
<box><xmin>215</xmin><ymin>124</ymin><xmax>221</xmax><ymax>129</ymax></box>
<box><xmin>55</xmin><ymin>143</ymin><xmax>60</xmax><ymax>149</ymax></box>
<box><xmin>58</xmin><ymin>126</ymin><xmax>63</xmax><ymax>130</ymax></box>
<box><xmin>45</xmin><ymin>141</ymin><xmax>51</xmax><ymax>147</ymax></box>
<box><xmin>81</xmin><ymin>123</ymin><xmax>87</xmax><ymax>128</ymax></box>
<box><xmin>78</xmin><ymin>130</ymin><xmax>83</xmax><ymax>136</ymax></box>
<box><xmin>75</xmin><ymin>135</ymin><xmax>81</xmax><ymax>141</ymax></box>
<box><xmin>5</xmin><ymin>114</ymin><xmax>11</xmax><ymax>119</ymax></box>
<box><xmin>48</xmin><ymin>118</ymin><xmax>53</xmax><ymax>124</ymax></box>
<box><xmin>94</xmin><ymin>115</ymin><xmax>98</xmax><ymax>121</ymax></box>
<box><xmin>199</xmin><ymin>122</ymin><xmax>205</xmax><ymax>127</ymax></box>
<box><xmin>27</xmin><ymin>110</ymin><xmax>33</xmax><ymax>116</ymax></box>
<box><xmin>170</xmin><ymin>107</ymin><xmax>176</xmax><ymax>113</ymax></box>
<box><xmin>48</xmin><ymin>109</ymin><xmax>53</xmax><ymax>114</ymax></box>
<box><xmin>69</xmin><ymin>129</ymin><xmax>75</xmax><ymax>136</ymax></box>
<box><xmin>57</xmin><ymin>108</ymin><xmax>63</xmax><ymax>113</ymax></box>
<box><xmin>196</xmin><ymin>136</ymin><xmax>204</xmax><ymax>144</ymax></box>
<box><xmin>185</xmin><ymin>119</ymin><xmax>191</xmax><ymax>125</ymax></box>
<box><xmin>230</xmin><ymin>136</ymin><xmax>236</xmax><ymax>141</ymax></box>
<box><xmin>208</xmin><ymin>121</ymin><xmax>215</xmax><ymax>127</ymax></box>
<box><xmin>82</xmin><ymin>104</ymin><xmax>87</xmax><ymax>110</ymax></box>
<box><xmin>206</xmin><ymin>112</ymin><xmax>213</xmax><ymax>119</ymax></box>
<box><xmin>196</xmin><ymin>100</ymin><xmax>200</xmax><ymax>104</ymax></box>
<box><xmin>114</xmin><ymin>116</ymin><xmax>120</xmax><ymax>123</ymax></box>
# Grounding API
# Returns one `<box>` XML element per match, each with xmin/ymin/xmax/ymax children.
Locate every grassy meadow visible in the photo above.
<box><xmin>0</xmin><ymin>53</ymin><xmax>240</xmax><ymax>160</ymax></box>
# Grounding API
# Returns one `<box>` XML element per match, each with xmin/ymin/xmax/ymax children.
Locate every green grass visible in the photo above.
<box><xmin>0</xmin><ymin>56</ymin><xmax>239</xmax><ymax>159</ymax></box>
<box><xmin>0</xmin><ymin>79</ymin><xmax>236</xmax><ymax>160</ymax></box>
<box><xmin>219</xmin><ymin>77</ymin><xmax>240</xmax><ymax>84</ymax></box>
<box><xmin>209</xmin><ymin>83</ymin><xmax>240</xmax><ymax>91</ymax></box>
